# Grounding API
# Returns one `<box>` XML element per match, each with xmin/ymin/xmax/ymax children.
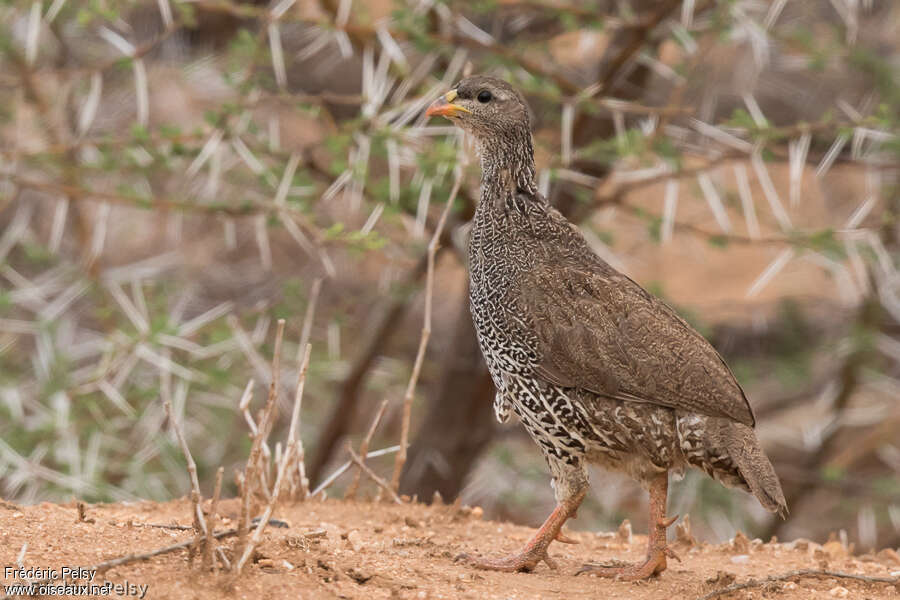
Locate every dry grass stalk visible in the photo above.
<box><xmin>236</xmin><ymin>338</ymin><xmax>310</xmax><ymax>572</ymax></box>
<box><xmin>203</xmin><ymin>466</ymin><xmax>224</xmax><ymax>572</ymax></box>
<box><xmin>75</xmin><ymin>501</ymin><xmax>95</xmax><ymax>524</ymax></box>
<box><xmin>0</xmin><ymin>522</ymin><xmax>338</xmax><ymax>600</ymax></box>
<box><xmin>311</xmin><ymin>444</ymin><xmax>401</xmax><ymax>498</ymax></box>
<box><xmin>345</xmin><ymin>396</ymin><xmax>390</xmax><ymax>499</ymax></box>
<box><xmin>238</xmin><ymin>379</ymin><xmax>258</xmax><ymax>435</ymax></box>
<box><xmin>161</xmin><ymin>391</ymin><xmax>208</xmax><ymax>559</ymax></box>
<box><xmin>287</xmin><ymin>342</ymin><xmax>312</xmax><ymax>500</ymax></box>
<box><xmin>0</xmin><ymin>530</ymin><xmax>229</xmax><ymax>600</ymax></box>
<box><xmin>298</xmin><ymin>278</ymin><xmax>322</xmax><ymax>352</ymax></box>
<box><xmin>289</xmin><ymin>277</ymin><xmax>321</xmax><ymax>500</ymax></box>
<box><xmin>348</xmin><ymin>443</ymin><xmax>402</xmax><ymax>504</ymax></box>
<box><xmin>235</xmin><ymin>442</ymin><xmax>294</xmax><ymax>572</ymax></box>
<box><xmin>389</xmin><ymin>173</ymin><xmax>462</xmax><ymax>492</ymax></box>
<box><xmin>234</xmin><ymin>315</ymin><xmax>315</xmax><ymax>572</ymax></box>
<box><xmin>91</xmin><ymin>529</ymin><xmax>239</xmax><ymax>576</ymax></box>
<box><xmin>236</xmin><ymin>318</ymin><xmax>285</xmax><ymax>558</ymax></box>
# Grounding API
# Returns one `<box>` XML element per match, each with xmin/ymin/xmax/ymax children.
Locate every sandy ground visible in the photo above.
<box><xmin>1</xmin><ymin>498</ymin><xmax>899</xmax><ymax>600</ymax></box>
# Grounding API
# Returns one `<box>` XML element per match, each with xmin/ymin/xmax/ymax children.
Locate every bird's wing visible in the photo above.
<box><xmin>517</xmin><ymin>263</ymin><xmax>755</xmax><ymax>426</ymax></box>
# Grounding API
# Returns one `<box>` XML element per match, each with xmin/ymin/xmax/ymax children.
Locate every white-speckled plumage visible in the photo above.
<box><xmin>444</xmin><ymin>76</ymin><xmax>786</xmax><ymax>517</ymax></box>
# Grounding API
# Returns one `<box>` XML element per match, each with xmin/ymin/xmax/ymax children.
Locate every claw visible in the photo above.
<box><xmin>663</xmin><ymin>546</ymin><xmax>682</xmax><ymax>563</ymax></box>
<box><xmin>658</xmin><ymin>514</ymin><xmax>679</xmax><ymax>529</ymax></box>
<box><xmin>455</xmin><ymin>492</ymin><xmax>585</xmax><ymax>574</ymax></box>
<box><xmin>555</xmin><ymin>530</ymin><xmax>579</xmax><ymax>544</ymax></box>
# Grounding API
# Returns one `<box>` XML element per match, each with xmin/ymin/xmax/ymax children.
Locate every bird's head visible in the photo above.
<box><xmin>425</xmin><ymin>76</ymin><xmax>532</xmax><ymax>147</ymax></box>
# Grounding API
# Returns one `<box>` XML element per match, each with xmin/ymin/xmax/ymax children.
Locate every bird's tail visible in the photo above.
<box><xmin>722</xmin><ymin>421</ymin><xmax>788</xmax><ymax>518</ymax></box>
<box><xmin>678</xmin><ymin>416</ymin><xmax>788</xmax><ymax>518</ymax></box>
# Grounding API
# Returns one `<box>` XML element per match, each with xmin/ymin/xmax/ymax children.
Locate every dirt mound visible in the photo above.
<box><xmin>2</xmin><ymin>498</ymin><xmax>898</xmax><ymax>599</ymax></box>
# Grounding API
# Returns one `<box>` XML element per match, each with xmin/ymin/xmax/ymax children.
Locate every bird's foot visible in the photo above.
<box><xmin>455</xmin><ymin>546</ymin><xmax>557</xmax><ymax>573</ymax></box>
<box><xmin>555</xmin><ymin>529</ymin><xmax>579</xmax><ymax>544</ymax></box>
<box><xmin>455</xmin><ymin>489</ymin><xmax>585</xmax><ymax>573</ymax></box>
<box><xmin>576</xmin><ymin>546</ymin><xmax>681</xmax><ymax>580</ymax></box>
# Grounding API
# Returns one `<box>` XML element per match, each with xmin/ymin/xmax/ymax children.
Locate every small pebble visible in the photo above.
<box><xmin>617</xmin><ymin>519</ymin><xmax>633</xmax><ymax>545</ymax></box>
<box><xmin>730</xmin><ymin>554</ymin><xmax>750</xmax><ymax>564</ymax></box>
<box><xmin>828</xmin><ymin>586</ymin><xmax>849</xmax><ymax>597</ymax></box>
<box><xmin>785</xmin><ymin>538</ymin><xmax>810</xmax><ymax>552</ymax></box>
<box><xmin>731</xmin><ymin>532</ymin><xmax>750</xmax><ymax>554</ymax></box>
<box><xmin>822</xmin><ymin>540</ymin><xmax>847</xmax><ymax>559</ymax></box>
<box><xmin>783</xmin><ymin>582</ymin><xmax>797</xmax><ymax>590</ymax></box>
<box><xmin>347</xmin><ymin>529</ymin><xmax>363</xmax><ymax>552</ymax></box>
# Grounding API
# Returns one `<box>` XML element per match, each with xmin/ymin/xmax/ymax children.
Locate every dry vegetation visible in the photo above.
<box><xmin>1</xmin><ymin>0</ymin><xmax>900</xmax><ymax>597</ymax></box>
<box><xmin>1</xmin><ymin>498</ymin><xmax>900</xmax><ymax>599</ymax></box>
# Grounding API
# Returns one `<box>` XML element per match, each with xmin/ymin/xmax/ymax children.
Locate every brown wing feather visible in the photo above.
<box><xmin>518</xmin><ymin>263</ymin><xmax>755</xmax><ymax>426</ymax></box>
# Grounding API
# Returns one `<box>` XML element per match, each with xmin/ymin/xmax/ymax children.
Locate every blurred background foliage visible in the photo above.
<box><xmin>1</xmin><ymin>0</ymin><xmax>899</xmax><ymax>550</ymax></box>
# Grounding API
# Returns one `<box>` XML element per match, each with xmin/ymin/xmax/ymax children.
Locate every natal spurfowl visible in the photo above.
<box><xmin>426</xmin><ymin>76</ymin><xmax>786</xmax><ymax>580</ymax></box>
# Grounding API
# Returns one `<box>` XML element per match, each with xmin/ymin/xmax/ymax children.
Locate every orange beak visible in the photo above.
<box><xmin>425</xmin><ymin>90</ymin><xmax>470</xmax><ymax>118</ymax></box>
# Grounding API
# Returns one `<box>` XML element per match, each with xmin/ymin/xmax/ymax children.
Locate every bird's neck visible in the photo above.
<box><xmin>477</xmin><ymin>129</ymin><xmax>538</xmax><ymax>201</ymax></box>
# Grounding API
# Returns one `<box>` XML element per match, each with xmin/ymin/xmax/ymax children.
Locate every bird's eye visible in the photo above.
<box><xmin>477</xmin><ymin>90</ymin><xmax>492</xmax><ymax>103</ymax></box>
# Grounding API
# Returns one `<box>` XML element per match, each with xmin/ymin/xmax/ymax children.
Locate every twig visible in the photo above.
<box><xmin>390</xmin><ymin>173</ymin><xmax>462</xmax><ymax>492</ymax></box>
<box><xmin>311</xmin><ymin>445</ymin><xmax>401</xmax><ymax>498</ymax></box>
<box><xmin>161</xmin><ymin>388</ymin><xmax>208</xmax><ymax>550</ymax></box>
<box><xmin>94</xmin><ymin>529</ymin><xmax>232</xmax><ymax>571</ymax></box>
<box><xmin>0</xmin><ymin>528</ymin><xmax>241</xmax><ymax>600</ymax></box>
<box><xmin>203</xmin><ymin>466</ymin><xmax>224</xmax><ymax>571</ymax></box>
<box><xmin>5</xmin><ymin>175</ymin><xmax>322</xmax><ymax>240</ymax></box>
<box><xmin>75</xmin><ymin>501</ymin><xmax>95</xmax><ymax>524</ymax></box>
<box><xmin>583</xmin><ymin>0</ymin><xmax>688</xmax><ymax>98</ymax></box>
<box><xmin>345</xmin><ymin>395</ymin><xmax>390</xmax><ymax>499</ymax></box>
<box><xmin>0</xmin><ymin>524</ymin><xmax>335</xmax><ymax>600</ymax></box>
<box><xmin>347</xmin><ymin>444</ymin><xmax>403</xmax><ymax>504</ymax></box>
<box><xmin>287</xmin><ymin>342</ymin><xmax>313</xmax><ymax>500</ymax></box>
<box><xmin>308</xmin><ymin>250</ymin><xmax>435</xmax><ymax>484</ymax></box>
<box><xmin>235</xmin><ymin>437</ymin><xmax>294</xmax><ymax>572</ymax></box>
<box><xmin>697</xmin><ymin>569</ymin><xmax>900</xmax><ymax>600</ymax></box>
<box><xmin>235</xmin><ymin>329</ymin><xmax>307</xmax><ymax>573</ymax></box>
<box><xmin>298</xmin><ymin>278</ymin><xmax>322</xmax><ymax>356</ymax></box>
<box><xmin>236</xmin><ymin>319</ymin><xmax>285</xmax><ymax>557</ymax></box>
<box><xmin>138</xmin><ymin>523</ymin><xmax>194</xmax><ymax>531</ymax></box>
<box><xmin>289</xmin><ymin>278</ymin><xmax>321</xmax><ymax>499</ymax></box>
<box><xmin>215</xmin><ymin>547</ymin><xmax>231</xmax><ymax>571</ymax></box>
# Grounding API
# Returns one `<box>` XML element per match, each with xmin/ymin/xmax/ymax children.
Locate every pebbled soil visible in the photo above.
<box><xmin>1</xmin><ymin>498</ymin><xmax>899</xmax><ymax>600</ymax></box>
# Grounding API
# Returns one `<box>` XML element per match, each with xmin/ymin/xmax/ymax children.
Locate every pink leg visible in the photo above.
<box><xmin>578</xmin><ymin>471</ymin><xmax>680</xmax><ymax>580</ymax></box>
<box><xmin>456</xmin><ymin>485</ymin><xmax>586</xmax><ymax>572</ymax></box>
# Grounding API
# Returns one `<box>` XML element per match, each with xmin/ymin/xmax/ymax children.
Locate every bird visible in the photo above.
<box><xmin>425</xmin><ymin>76</ymin><xmax>786</xmax><ymax>580</ymax></box>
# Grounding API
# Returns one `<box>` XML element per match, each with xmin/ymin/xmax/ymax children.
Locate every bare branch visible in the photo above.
<box><xmin>390</xmin><ymin>173</ymin><xmax>463</xmax><ymax>492</ymax></box>
<box><xmin>348</xmin><ymin>444</ymin><xmax>402</xmax><ymax>504</ymax></box>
